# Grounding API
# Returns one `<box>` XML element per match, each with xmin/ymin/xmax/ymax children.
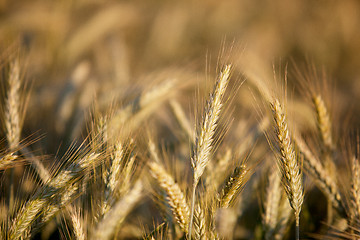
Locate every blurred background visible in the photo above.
<box><xmin>0</xmin><ymin>0</ymin><xmax>359</xmax><ymax>150</ymax></box>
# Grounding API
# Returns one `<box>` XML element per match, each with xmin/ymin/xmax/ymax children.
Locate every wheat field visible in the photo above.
<box><xmin>1</xmin><ymin>0</ymin><xmax>360</xmax><ymax>239</ymax></box>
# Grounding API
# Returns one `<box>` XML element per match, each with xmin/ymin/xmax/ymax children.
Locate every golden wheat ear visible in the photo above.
<box><xmin>189</xmin><ymin>65</ymin><xmax>231</xmax><ymax>239</ymax></box>
<box><xmin>294</xmin><ymin>133</ymin><xmax>346</xmax><ymax>217</ymax></box>
<box><xmin>9</xmin><ymin>150</ymin><xmax>100</xmax><ymax>240</ymax></box>
<box><xmin>148</xmin><ymin>161</ymin><xmax>190</xmax><ymax>235</ymax></box>
<box><xmin>219</xmin><ymin>164</ymin><xmax>250</xmax><ymax>208</ymax></box>
<box><xmin>271</xmin><ymin>99</ymin><xmax>304</xmax><ymax>240</ymax></box>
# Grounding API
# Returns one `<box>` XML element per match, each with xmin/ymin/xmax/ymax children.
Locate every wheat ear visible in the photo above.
<box><xmin>148</xmin><ymin>161</ymin><xmax>190</xmax><ymax>234</ymax></box>
<box><xmin>220</xmin><ymin>165</ymin><xmax>249</xmax><ymax>208</ymax></box>
<box><xmin>189</xmin><ymin>65</ymin><xmax>231</xmax><ymax>239</ymax></box>
<box><xmin>10</xmin><ymin>152</ymin><xmax>99</xmax><ymax>240</ymax></box>
<box><xmin>313</xmin><ymin>94</ymin><xmax>334</xmax><ymax>152</ymax></box>
<box><xmin>4</xmin><ymin>58</ymin><xmax>22</xmax><ymax>215</ymax></box>
<box><xmin>0</xmin><ymin>153</ymin><xmax>17</xmax><ymax>170</ymax></box>
<box><xmin>351</xmin><ymin>156</ymin><xmax>360</xmax><ymax>219</ymax></box>
<box><xmin>294</xmin><ymin>134</ymin><xmax>345</xmax><ymax>216</ymax></box>
<box><xmin>271</xmin><ymin>99</ymin><xmax>303</xmax><ymax>240</ymax></box>
<box><xmin>69</xmin><ymin>206</ymin><xmax>86</xmax><ymax>240</ymax></box>
<box><xmin>107</xmin><ymin>142</ymin><xmax>123</xmax><ymax>193</ymax></box>
<box><xmin>313</xmin><ymin>94</ymin><xmax>337</xmax><ymax>222</ymax></box>
<box><xmin>193</xmin><ymin>204</ymin><xmax>207</xmax><ymax>240</ymax></box>
<box><xmin>5</xmin><ymin>58</ymin><xmax>21</xmax><ymax>151</ymax></box>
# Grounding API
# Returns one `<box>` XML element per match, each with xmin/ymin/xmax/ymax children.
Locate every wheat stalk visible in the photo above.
<box><xmin>271</xmin><ymin>99</ymin><xmax>303</xmax><ymax>240</ymax></box>
<box><xmin>189</xmin><ymin>65</ymin><xmax>231</xmax><ymax>239</ymax></box>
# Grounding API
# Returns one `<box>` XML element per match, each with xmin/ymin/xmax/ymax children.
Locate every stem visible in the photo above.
<box><xmin>295</xmin><ymin>214</ymin><xmax>300</xmax><ymax>240</ymax></box>
<box><xmin>9</xmin><ymin>168</ymin><xmax>14</xmax><ymax>214</ymax></box>
<box><xmin>188</xmin><ymin>180</ymin><xmax>197</xmax><ymax>240</ymax></box>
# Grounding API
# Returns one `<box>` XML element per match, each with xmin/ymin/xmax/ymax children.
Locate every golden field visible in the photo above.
<box><xmin>0</xmin><ymin>0</ymin><xmax>360</xmax><ymax>239</ymax></box>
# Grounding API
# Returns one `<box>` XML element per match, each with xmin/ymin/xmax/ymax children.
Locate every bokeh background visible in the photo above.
<box><xmin>1</xmin><ymin>0</ymin><xmax>359</xmax><ymax>137</ymax></box>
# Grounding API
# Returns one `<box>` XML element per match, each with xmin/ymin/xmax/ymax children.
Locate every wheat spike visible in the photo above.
<box><xmin>294</xmin><ymin>134</ymin><xmax>345</xmax><ymax>216</ymax></box>
<box><xmin>5</xmin><ymin>58</ymin><xmax>21</xmax><ymax>151</ymax></box>
<box><xmin>220</xmin><ymin>165</ymin><xmax>249</xmax><ymax>208</ymax></box>
<box><xmin>108</xmin><ymin>141</ymin><xmax>124</xmax><ymax>194</ymax></box>
<box><xmin>10</xmin><ymin>152</ymin><xmax>99</xmax><ymax>240</ymax></box>
<box><xmin>189</xmin><ymin>65</ymin><xmax>231</xmax><ymax>239</ymax></box>
<box><xmin>149</xmin><ymin>161</ymin><xmax>190</xmax><ymax>233</ymax></box>
<box><xmin>313</xmin><ymin>95</ymin><xmax>334</xmax><ymax>152</ymax></box>
<box><xmin>351</xmin><ymin>156</ymin><xmax>360</xmax><ymax>219</ymax></box>
<box><xmin>69</xmin><ymin>206</ymin><xmax>86</xmax><ymax>240</ymax></box>
<box><xmin>271</xmin><ymin>99</ymin><xmax>303</xmax><ymax>240</ymax></box>
<box><xmin>0</xmin><ymin>153</ymin><xmax>18</xmax><ymax>170</ymax></box>
<box><xmin>193</xmin><ymin>204</ymin><xmax>207</xmax><ymax>240</ymax></box>
<box><xmin>191</xmin><ymin>65</ymin><xmax>231</xmax><ymax>184</ymax></box>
